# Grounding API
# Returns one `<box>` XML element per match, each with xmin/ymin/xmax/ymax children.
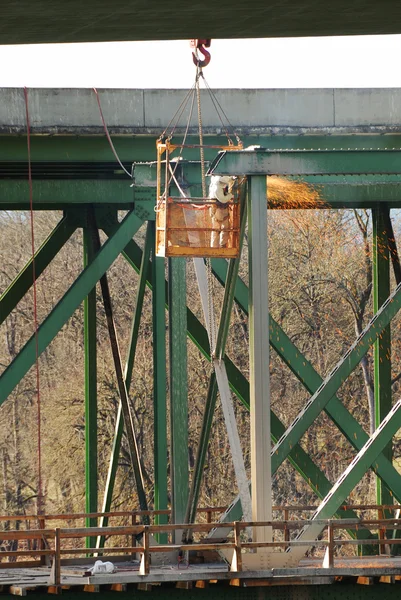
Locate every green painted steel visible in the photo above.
<box><xmin>211</xmin><ymin>258</ymin><xmax>401</xmax><ymax>520</ymax></box>
<box><xmin>0</xmin><ymin>215</ymin><xmax>76</xmax><ymax>324</ymax></box>
<box><xmin>185</xmin><ymin>373</ymin><xmax>218</xmax><ymax>529</ymax></box>
<box><xmin>271</xmin><ymin>279</ymin><xmax>401</xmax><ymax>474</ymax></box>
<box><xmin>185</xmin><ymin>190</ymin><xmax>248</xmax><ymax>530</ymax></box>
<box><xmin>0</xmin><ymin>210</ymin><xmax>142</xmax><ymax>405</ymax></box>
<box><xmin>3</xmin><ymin>134</ymin><xmax>401</xmax><ymax>164</ymax></box>
<box><xmin>211</xmin><ymin>258</ymin><xmax>400</xmax><ymax>471</ymax></box>
<box><xmin>151</xmin><ymin>223</ymin><xmax>168</xmax><ymax>539</ymax></box>
<box><xmin>168</xmin><ymin>257</ymin><xmax>189</xmax><ymax>532</ymax></box>
<box><xmin>83</xmin><ymin>226</ymin><xmax>98</xmax><ymax>544</ymax></box>
<box><xmin>373</xmin><ymin>207</ymin><xmax>393</xmax><ymax>509</ymax></box>
<box><xmin>97</xmin><ymin>222</ymin><xmax>153</xmax><ymax>546</ymax></box>
<box><xmin>0</xmin><ymin>136</ymin><xmax>155</xmax><ymax>162</ymax></box>
<box><xmin>295</xmin><ymin>400</ymin><xmax>401</xmax><ymax>552</ymax></box>
<box><xmin>279</xmin><ymin>174</ymin><xmax>401</xmax><ymax>207</ymax></box>
<box><xmin>209</xmin><ymin>149</ymin><xmax>401</xmax><ymax>176</ymax></box>
<box><xmin>0</xmin><ymin>180</ymin><xmax>134</xmax><ymax>210</ymax></box>
<box><xmin>111</xmin><ymin>235</ymin><xmax>365</xmax><ymax>530</ymax></box>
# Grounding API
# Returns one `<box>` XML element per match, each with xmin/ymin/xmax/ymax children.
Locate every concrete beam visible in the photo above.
<box><xmin>3</xmin><ymin>88</ymin><xmax>401</xmax><ymax>135</ymax></box>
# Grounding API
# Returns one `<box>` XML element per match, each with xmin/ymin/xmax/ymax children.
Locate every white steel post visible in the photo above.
<box><xmin>248</xmin><ymin>175</ymin><xmax>272</xmax><ymax>541</ymax></box>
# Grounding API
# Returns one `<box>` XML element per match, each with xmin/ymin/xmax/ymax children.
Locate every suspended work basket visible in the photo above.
<box><xmin>155</xmin><ymin>140</ymin><xmax>243</xmax><ymax>258</ymax></box>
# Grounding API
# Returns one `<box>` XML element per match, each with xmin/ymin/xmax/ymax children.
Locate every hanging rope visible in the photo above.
<box><xmin>24</xmin><ymin>87</ymin><xmax>43</xmax><ymax>515</ymax></box>
<box><xmin>93</xmin><ymin>88</ymin><xmax>132</xmax><ymax>179</ymax></box>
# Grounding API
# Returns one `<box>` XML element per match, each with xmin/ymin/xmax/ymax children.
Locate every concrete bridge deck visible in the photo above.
<box><xmin>1</xmin><ymin>88</ymin><xmax>401</xmax><ymax>136</ymax></box>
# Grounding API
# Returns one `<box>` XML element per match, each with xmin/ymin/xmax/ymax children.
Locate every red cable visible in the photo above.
<box><xmin>24</xmin><ymin>87</ymin><xmax>43</xmax><ymax>515</ymax></box>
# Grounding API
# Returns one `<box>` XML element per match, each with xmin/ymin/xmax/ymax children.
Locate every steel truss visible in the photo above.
<box><xmin>2</xmin><ymin>137</ymin><xmax>401</xmax><ymax>562</ymax></box>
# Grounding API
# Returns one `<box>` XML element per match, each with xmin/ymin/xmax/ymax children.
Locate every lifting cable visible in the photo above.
<box><xmin>24</xmin><ymin>88</ymin><xmax>43</xmax><ymax>515</ymax></box>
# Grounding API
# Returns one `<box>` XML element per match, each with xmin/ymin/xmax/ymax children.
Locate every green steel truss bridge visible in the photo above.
<box><xmin>3</xmin><ymin>88</ymin><xmax>401</xmax><ymax>597</ymax></box>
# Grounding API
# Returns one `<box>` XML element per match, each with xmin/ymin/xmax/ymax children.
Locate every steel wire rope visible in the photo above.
<box><xmin>155</xmin><ymin>85</ymin><xmax>197</xmax><ymax>213</ymax></box>
<box><xmin>194</xmin><ymin>63</ymin><xmax>217</xmax><ymax>355</ymax></box>
<box><xmin>23</xmin><ymin>87</ymin><xmax>43</xmax><ymax>515</ymax></box>
<box><xmin>93</xmin><ymin>88</ymin><xmax>132</xmax><ymax>179</ymax></box>
<box><xmin>165</xmin><ymin>83</ymin><xmax>197</xmax><ymax>190</ymax></box>
<box><xmin>158</xmin><ymin>82</ymin><xmax>197</xmax><ymax>141</ymax></box>
<box><xmin>199</xmin><ymin>72</ymin><xmax>242</xmax><ymax>145</ymax></box>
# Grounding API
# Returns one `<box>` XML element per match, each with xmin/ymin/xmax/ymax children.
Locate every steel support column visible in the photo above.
<box><xmin>97</xmin><ymin>223</ymin><xmax>153</xmax><ymax>546</ymax></box>
<box><xmin>151</xmin><ymin>223</ymin><xmax>168</xmax><ymax>538</ymax></box>
<box><xmin>248</xmin><ymin>175</ymin><xmax>272</xmax><ymax>538</ymax></box>
<box><xmin>83</xmin><ymin>226</ymin><xmax>98</xmax><ymax>545</ymax></box>
<box><xmin>373</xmin><ymin>207</ymin><xmax>393</xmax><ymax>508</ymax></box>
<box><xmin>169</xmin><ymin>257</ymin><xmax>188</xmax><ymax>538</ymax></box>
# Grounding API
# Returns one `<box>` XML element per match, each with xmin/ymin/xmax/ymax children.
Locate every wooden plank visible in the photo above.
<box><xmin>357</xmin><ymin>577</ymin><xmax>373</xmax><ymax>585</ymax></box>
<box><xmin>110</xmin><ymin>584</ymin><xmax>127</xmax><ymax>591</ymax></box>
<box><xmin>9</xmin><ymin>586</ymin><xmax>27</xmax><ymax>596</ymax></box>
<box><xmin>379</xmin><ymin>575</ymin><xmax>394</xmax><ymax>583</ymax></box>
<box><xmin>84</xmin><ymin>585</ymin><xmax>100</xmax><ymax>592</ymax></box>
<box><xmin>137</xmin><ymin>583</ymin><xmax>152</xmax><ymax>591</ymax></box>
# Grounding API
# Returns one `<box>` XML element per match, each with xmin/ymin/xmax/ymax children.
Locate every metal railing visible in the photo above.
<box><xmin>0</xmin><ymin>513</ymin><xmax>400</xmax><ymax>590</ymax></box>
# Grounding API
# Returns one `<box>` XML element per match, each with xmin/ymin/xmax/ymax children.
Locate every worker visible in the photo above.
<box><xmin>208</xmin><ymin>175</ymin><xmax>235</xmax><ymax>248</ymax></box>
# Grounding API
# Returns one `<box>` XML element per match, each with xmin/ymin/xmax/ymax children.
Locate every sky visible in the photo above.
<box><xmin>1</xmin><ymin>35</ymin><xmax>401</xmax><ymax>89</ymax></box>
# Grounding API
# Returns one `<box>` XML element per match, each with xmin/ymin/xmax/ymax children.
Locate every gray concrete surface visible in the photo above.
<box><xmin>1</xmin><ymin>88</ymin><xmax>401</xmax><ymax>135</ymax></box>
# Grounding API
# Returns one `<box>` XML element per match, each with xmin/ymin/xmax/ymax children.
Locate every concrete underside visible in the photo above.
<box><xmin>2</xmin><ymin>1</ymin><xmax>401</xmax><ymax>44</ymax></box>
<box><xmin>2</xmin><ymin>88</ymin><xmax>401</xmax><ymax>136</ymax></box>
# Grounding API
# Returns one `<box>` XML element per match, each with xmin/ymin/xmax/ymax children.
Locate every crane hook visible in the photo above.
<box><xmin>190</xmin><ymin>39</ymin><xmax>211</xmax><ymax>68</ymax></box>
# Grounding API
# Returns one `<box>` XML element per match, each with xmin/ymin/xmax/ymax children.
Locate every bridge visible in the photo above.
<box><xmin>2</xmin><ymin>87</ymin><xmax>401</xmax><ymax>597</ymax></box>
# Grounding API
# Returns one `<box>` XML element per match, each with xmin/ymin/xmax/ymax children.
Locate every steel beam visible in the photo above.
<box><xmin>271</xmin><ymin>279</ymin><xmax>401</xmax><ymax>473</ymax></box>
<box><xmin>211</xmin><ymin>258</ymin><xmax>401</xmax><ymax>524</ymax></box>
<box><xmin>0</xmin><ymin>180</ymin><xmax>134</xmax><ymax>210</ymax></box>
<box><xmin>0</xmin><ymin>210</ymin><xmax>142</xmax><ymax>405</ymax></box>
<box><xmin>0</xmin><ymin>134</ymin><xmax>400</xmax><ymax>164</ymax></box>
<box><xmin>373</xmin><ymin>207</ymin><xmax>393</xmax><ymax>509</ymax></box>
<box><xmin>290</xmin><ymin>400</ymin><xmax>401</xmax><ymax>563</ymax></box>
<box><xmin>97</xmin><ymin>222</ymin><xmax>153</xmax><ymax>546</ymax></box>
<box><xmin>90</xmin><ymin>217</ymin><xmax>148</xmax><ymax>515</ymax></box>
<box><xmin>83</xmin><ymin>225</ymin><xmax>98</xmax><ymax>545</ymax></box>
<box><xmin>383</xmin><ymin>210</ymin><xmax>401</xmax><ymax>285</ymax></box>
<box><xmin>194</xmin><ymin>257</ymin><xmax>252</xmax><ymax>523</ymax></box>
<box><xmin>209</xmin><ymin>149</ymin><xmax>401</xmax><ymax>176</ymax></box>
<box><xmin>151</xmin><ymin>223</ymin><xmax>168</xmax><ymax>538</ymax></box>
<box><xmin>248</xmin><ymin>175</ymin><xmax>272</xmax><ymax>538</ymax></box>
<box><xmin>0</xmin><ymin>215</ymin><xmax>76</xmax><ymax>324</ymax></box>
<box><xmin>169</xmin><ymin>257</ymin><xmax>188</xmax><ymax>536</ymax></box>
<box><xmin>184</xmin><ymin>192</ymin><xmax>248</xmax><ymax>531</ymax></box>
<box><xmin>101</xmin><ymin>230</ymin><xmax>360</xmax><ymax>528</ymax></box>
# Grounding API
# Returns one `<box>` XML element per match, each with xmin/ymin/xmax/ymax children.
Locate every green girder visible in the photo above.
<box><xmin>0</xmin><ymin>210</ymin><xmax>143</xmax><ymax>404</ymax></box>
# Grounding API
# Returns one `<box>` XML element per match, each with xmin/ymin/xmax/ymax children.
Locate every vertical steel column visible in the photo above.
<box><xmin>97</xmin><ymin>223</ymin><xmax>153</xmax><ymax>547</ymax></box>
<box><xmin>169</xmin><ymin>257</ymin><xmax>188</xmax><ymax>540</ymax></box>
<box><xmin>248</xmin><ymin>176</ymin><xmax>272</xmax><ymax>540</ymax></box>
<box><xmin>373</xmin><ymin>206</ymin><xmax>392</xmax><ymax>508</ymax></box>
<box><xmin>151</xmin><ymin>223</ymin><xmax>168</xmax><ymax>538</ymax></box>
<box><xmin>83</xmin><ymin>226</ymin><xmax>98</xmax><ymax>546</ymax></box>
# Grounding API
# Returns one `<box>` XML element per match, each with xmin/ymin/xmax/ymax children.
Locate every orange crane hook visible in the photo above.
<box><xmin>190</xmin><ymin>39</ymin><xmax>211</xmax><ymax>68</ymax></box>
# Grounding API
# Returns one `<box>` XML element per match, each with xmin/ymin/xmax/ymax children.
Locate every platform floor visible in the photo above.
<box><xmin>0</xmin><ymin>556</ymin><xmax>401</xmax><ymax>594</ymax></box>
